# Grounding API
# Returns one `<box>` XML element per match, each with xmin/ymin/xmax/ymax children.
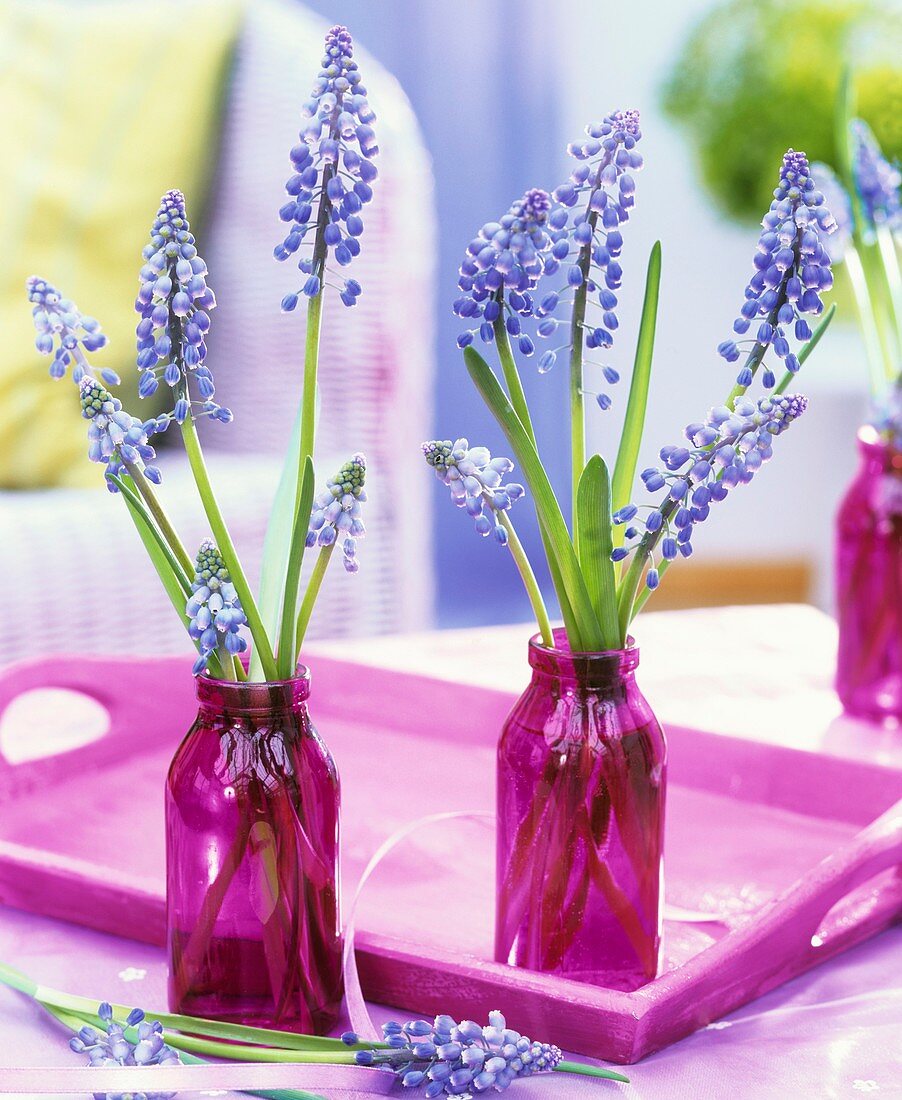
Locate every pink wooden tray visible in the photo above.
<box><xmin>0</xmin><ymin>654</ymin><xmax>899</xmax><ymax>1064</ymax></box>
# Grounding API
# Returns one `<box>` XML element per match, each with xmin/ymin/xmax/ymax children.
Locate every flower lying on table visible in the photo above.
<box><xmin>344</xmin><ymin>1012</ymin><xmax>564</xmax><ymax>1096</ymax></box>
<box><xmin>0</xmin><ymin>962</ymin><xmax>629</xmax><ymax>1100</ymax></box>
<box><xmin>69</xmin><ymin>1002</ymin><xmax>180</xmax><ymax>1098</ymax></box>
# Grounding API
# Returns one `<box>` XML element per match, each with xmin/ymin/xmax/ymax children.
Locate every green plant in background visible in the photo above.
<box><xmin>662</xmin><ymin>0</ymin><xmax>901</xmax><ymax>223</ymax></box>
<box><xmin>811</xmin><ymin>73</ymin><xmax>902</xmax><ymax>427</ymax></box>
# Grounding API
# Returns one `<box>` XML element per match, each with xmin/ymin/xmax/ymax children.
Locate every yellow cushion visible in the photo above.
<box><xmin>0</xmin><ymin>0</ymin><xmax>242</xmax><ymax>488</ymax></box>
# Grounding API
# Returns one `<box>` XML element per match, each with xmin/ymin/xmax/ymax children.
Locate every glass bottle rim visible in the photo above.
<box><xmin>528</xmin><ymin>627</ymin><xmax>639</xmax><ymax>678</ymax></box>
<box><xmin>858</xmin><ymin>424</ymin><xmax>902</xmax><ymax>469</ymax></box>
<box><xmin>194</xmin><ymin>664</ymin><xmax>311</xmax><ymax>712</ymax></box>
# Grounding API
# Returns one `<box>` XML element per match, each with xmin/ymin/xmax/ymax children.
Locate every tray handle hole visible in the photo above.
<box><xmin>0</xmin><ymin>688</ymin><xmax>110</xmax><ymax>763</ymax></box>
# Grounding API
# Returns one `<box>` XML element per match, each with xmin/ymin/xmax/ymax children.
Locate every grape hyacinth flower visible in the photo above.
<box><xmin>619</xmin><ymin>393</ymin><xmax>809</xmax><ymax>577</ymax></box>
<box><xmin>423</xmin><ymin>439</ymin><xmax>524</xmax><ymax>546</ymax></box>
<box><xmin>187</xmin><ymin>540</ymin><xmax>248</xmax><ymax>674</ymax></box>
<box><xmin>135</xmin><ymin>190</ymin><xmax>230</xmax><ymax>426</ymax></box>
<box><xmin>68</xmin><ymin>1001</ymin><xmax>179</xmax><ymax>1100</ymax></box>
<box><xmin>80</xmin><ymin>377</ymin><xmax>162</xmax><ymax>489</ymax></box>
<box><xmin>453</xmin><ymin>188</ymin><xmax>555</xmax><ymax>354</ymax></box>
<box><xmin>810</xmin><ymin>163</ymin><xmax>853</xmax><ymax>261</ymax></box>
<box><xmin>276</xmin><ymin>25</ymin><xmax>377</xmax><ymax>309</ymax></box>
<box><xmin>26</xmin><ymin>276</ymin><xmax>118</xmax><ymax>386</ymax></box>
<box><xmin>852</xmin><ymin>119</ymin><xmax>902</xmax><ymax>236</ymax></box>
<box><xmin>344</xmin><ymin>1011</ymin><xmax>562</xmax><ymax>1097</ymax></box>
<box><xmin>720</xmin><ymin>150</ymin><xmax>836</xmax><ymax>390</ymax></box>
<box><xmin>535</xmin><ymin>111</ymin><xmax>643</xmax><ymax>400</ymax></box>
<box><xmin>307</xmin><ymin>454</ymin><xmax>367</xmax><ymax>572</ymax></box>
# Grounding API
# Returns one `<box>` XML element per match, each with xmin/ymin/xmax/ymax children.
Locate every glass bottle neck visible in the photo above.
<box><xmin>858</xmin><ymin>425</ymin><xmax>902</xmax><ymax>477</ymax></box>
<box><xmin>528</xmin><ymin>628</ymin><xmax>639</xmax><ymax>696</ymax></box>
<box><xmin>194</xmin><ymin>670</ymin><xmax>311</xmax><ymax>721</ymax></box>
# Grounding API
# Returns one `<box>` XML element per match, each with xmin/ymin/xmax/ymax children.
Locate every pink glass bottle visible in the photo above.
<box><xmin>166</xmin><ymin>669</ymin><xmax>342</xmax><ymax>1033</ymax></box>
<box><xmin>495</xmin><ymin>629</ymin><xmax>666</xmax><ymax>991</ymax></box>
<box><xmin>836</xmin><ymin>426</ymin><xmax>902</xmax><ymax>722</ymax></box>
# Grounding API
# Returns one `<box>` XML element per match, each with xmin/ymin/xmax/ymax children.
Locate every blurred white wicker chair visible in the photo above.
<box><xmin>0</xmin><ymin>0</ymin><xmax>435</xmax><ymax>663</ymax></box>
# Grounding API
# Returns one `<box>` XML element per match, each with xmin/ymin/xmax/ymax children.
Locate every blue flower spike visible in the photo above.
<box><xmin>80</xmin><ymin>377</ymin><xmax>162</xmax><ymax>489</ymax></box>
<box><xmin>722</xmin><ymin>150</ymin><xmax>836</xmax><ymax>389</ymax></box>
<box><xmin>453</xmin><ymin>188</ymin><xmax>555</xmax><ymax>353</ymax></box>
<box><xmin>423</xmin><ymin>439</ymin><xmax>524</xmax><ymax>546</ymax></box>
<box><xmin>622</xmin><ymin>392</ymin><xmax>809</xmax><ymax>576</ymax></box>
<box><xmin>186</xmin><ymin>540</ymin><xmax>248</xmax><ymax>674</ymax></box>
<box><xmin>26</xmin><ymin>276</ymin><xmax>118</xmax><ymax>386</ymax></box>
<box><xmin>276</xmin><ymin>25</ymin><xmax>377</xmax><ymax>308</ymax></box>
<box><xmin>68</xmin><ymin>1001</ymin><xmax>180</xmax><ymax>1099</ymax></box>
<box><xmin>533</xmin><ymin>110</ymin><xmax>644</xmax><ymax>406</ymax></box>
<box><xmin>307</xmin><ymin>453</ymin><xmax>367</xmax><ymax>573</ymax></box>
<box><xmin>135</xmin><ymin>190</ymin><xmax>230</xmax><ymax>427</ymax></box>
<box><xmin>809</xmin><ymin>162</ymin><xmax>853</xmax><ymax>262</ymax></box>
<box><xmin>346</xmin><ymin>1011</ymin><xmax>562</xmax><ymax>1097</ymax></box>
<box><xmin>852</xmin><ymin>119</ymin><xmax>901</xmax><ymax>236</ymax></box>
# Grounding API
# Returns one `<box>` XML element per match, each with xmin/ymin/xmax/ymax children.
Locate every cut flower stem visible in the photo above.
<box><xmin>0</xmin><ymin>961</ymin><xmax>629</xmax><ymax>1086</ymax></box>
<box><xmin>179</xmin><ymin>404</ymin><xmax>278</xmax><ymax>681</ymax></box>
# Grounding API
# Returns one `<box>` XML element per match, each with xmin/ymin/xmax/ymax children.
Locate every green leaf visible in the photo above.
<box><xmin>464</xmin><ymin>345</ymin><xmax>604</xmax><ymax>651</ymax></box>
<box><xmin>611</xmin><ymin>240</ymin><xmax>661</xmax><ymax>527</ymax></box>
<box><xmin>114</xmin><ymin>479</ymin><xmax>192</xmax><ymax>612</ymax></box>
<box><xmin>576</xmin><ymin>456</ymin><xmax>620</xmax><ymax>649</ymax></box>
<box><xmin>111</xmin><ymin>476</ymin><xmax>225</xmax><ymax>678</ymax></box>
<box><xmin>276</xmin><ymin>456</ymin><xmax>316</xmax><ymax>678</ymax></box>
<box><xmin>254</xmin><ymin>296</ymin><xmax>324</xmax><ymax>681</ymax></box>
<box><xmin>252</xmin><ymin>409</ymin><xmax>302</xmax><ymax>681</ymax></box>
<box><xmin>555</xmin><ymin>1060</ymin><xmax>630</xmax><ymax>1084</ymax></box>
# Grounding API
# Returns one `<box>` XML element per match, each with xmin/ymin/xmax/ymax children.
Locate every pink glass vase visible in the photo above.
<box><xmin>836</xmin><ymin>426</ymin><xmax>902</xmax><ymax>722</ymax></box>
<box><xmin>495</xmin><ymin>629</ymin><xmax>666</xmax><ymax>991</ymax></box>
<box><xmin>165</xmin><ymin>669</ymin><xmax>342</xmax><ymax>1033</ymax></box>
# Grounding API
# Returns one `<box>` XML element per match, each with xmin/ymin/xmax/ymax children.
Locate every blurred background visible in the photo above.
<box><xmin>1</xmin><ymin>0</ymin><xmax>900</xmax><ymax>658</ymax></box>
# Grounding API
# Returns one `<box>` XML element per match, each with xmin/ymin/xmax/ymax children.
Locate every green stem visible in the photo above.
<box><xmin>30</xmin><ymin>983</ymin><xmax>362</xmax><ymax>1053</ymax></box>
<box><xmin>616</xmin><ymin>498</ymin><xmax>676</xmax><ymax>636</ymax></box>
<box><xmin>499</xmin><ymin>512</ymin><xmax>552</xmax><ymax>645</ymax></box>
<box><xmin>632</xmin><ymin>556</ymin><xmax>673</xmax><ymax>615</ymax></box>
<box><xmin>858</xmin><ymin>241</ymin><xmax>898</xmax><ymax>382</ymax></box>
<box><xmin>277</xmin><ymin>457</ymin><xmax>315</xmax><ymax>678</ymax></box>
<box><xmin>7</xmin><ymin>969</ymin><xmax>632</xmax><ymax>1089</ymax></box>
<box><xmin>110</xmin><ymin>475</ymin><xmax>225</xmax><ymax>681</ymax></box>
<box><xmin>875</xmin><ymin>224</ymin><xmax>902</xmax><ymax>366</ymax></box>
<box><xmin>555</xmin><ymin>1060</ymin><xmax>630</xmax><ymax>1084</ymax></box>
<box><xmin>217</xmin><ymin>641</ymin><xmax>237</xmax><ymax>681</ymax></box>
<box><xmin>846</xmin><ymin>245</ymin><xmax>891</xmax><ymax>395</ymax></box>
<box><xmin>110</xmin><ymin>475</ymin><xmax>192</xmax><ymax>595</ymax></box>
<box><xmin>569</xmin><ymin>249</ymin><xmax>593</xmax><ymax>536</ymax></box>
<box><xmin>38</xmin><ymin>1001</ymin><xmax>326</xmax><ymax>1100</ymax></box>
<box><xmin>725</xmin><ymin>304</ymin><xmax>782</xmax><ymax>408</ymax></box>
<box><xmin>296</xmin><ymin>158</ymin><xmax>334</xmax><ymax>475</ymax></box>
<box><xmin>122</xmin><ymin>461</ymin><xmax>194</xmax><ymax>575</ymax></box>
<box><xmin>294</xmin><ymin>543</ymin><xmax>334</xmax><ymax>655</ymax></box>
<box><xmin>179</xmin><ymin>409</ymin><xmax>278</xmax><ymax>681</ymax></box>
<box><xmin>493</xmin><ymin>308</ymin><xmax>536</xmax><ymax>446</ymax></box>
<box><xmin>774</xmin><ymin>302</ymin><xmax>837</xmax><ymax>395</ymax></box>
<box><xmin>299</xmin><ymin>294</ymin><xmax>324</xmax><ymax>475</ymax></box>
<box><xmin>0</xmin><ymin>960</ymin><xmax>37</xmax><ymax>997</ymax></box>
